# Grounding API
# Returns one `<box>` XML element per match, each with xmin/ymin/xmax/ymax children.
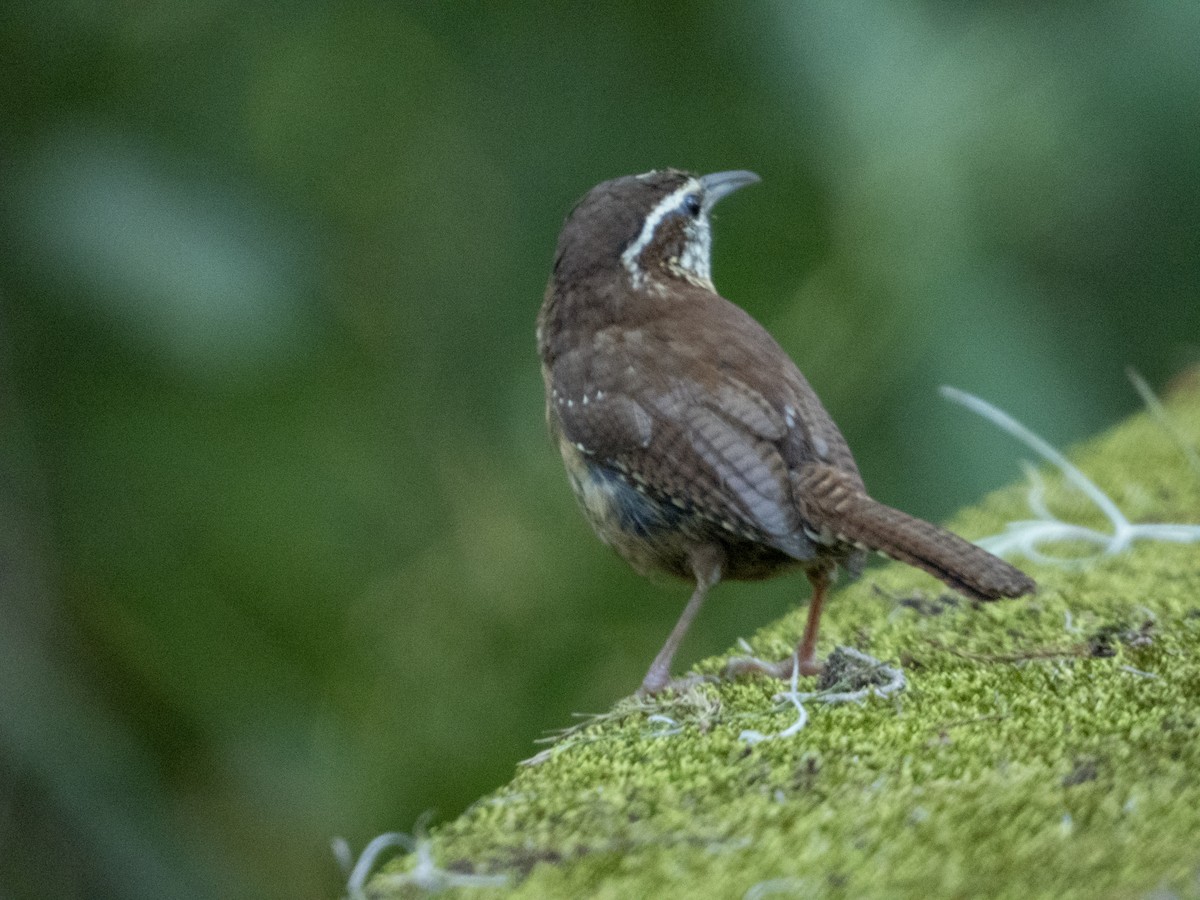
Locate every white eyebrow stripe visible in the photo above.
<box><xmin>620</xmin><ymin>180</ymin><xmax>699</xmax><ymax>286</ymax></box>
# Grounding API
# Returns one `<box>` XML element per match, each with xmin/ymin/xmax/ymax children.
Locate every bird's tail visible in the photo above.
<box><xmin>794</xmin><ymin>464</ymin><xmax>1035</xmax><ymax>600</ymax></box>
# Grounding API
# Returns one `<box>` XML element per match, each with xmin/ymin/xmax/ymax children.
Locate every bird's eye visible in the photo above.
<box><xmin>683</xmin><ymin>194</ymin><xmax>702</xmax><ymax>217</ymax></box>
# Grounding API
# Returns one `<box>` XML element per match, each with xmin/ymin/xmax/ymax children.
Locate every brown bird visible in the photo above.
<box><xmin>537</xmin><ymin>169</ymin><xmax>1035</xmax><ymax>695</ymax></box>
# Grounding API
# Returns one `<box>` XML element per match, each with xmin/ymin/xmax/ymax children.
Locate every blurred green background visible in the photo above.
<box><xmin>2</xmin><ymin>2</ymin><xmax>1197</xmax><ymax>897</ymax></box>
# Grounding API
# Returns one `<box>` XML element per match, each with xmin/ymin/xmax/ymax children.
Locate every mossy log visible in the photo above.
<box><xmin>371</xmin><ymin>376</ymin><xmax>1200</xmax><ymax>899</ymax></box>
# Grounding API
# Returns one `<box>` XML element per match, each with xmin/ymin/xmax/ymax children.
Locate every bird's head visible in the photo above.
<box><xmin>552</xmin><ymin>168</ymin><xmax>760</xmax><ymax>291</ymax></box>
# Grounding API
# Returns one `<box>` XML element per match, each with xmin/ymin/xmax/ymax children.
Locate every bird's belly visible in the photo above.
<box><xmin>559</xmin><ymin>439</ymin><xmax>803</xmax><ymax>582</ymax></box>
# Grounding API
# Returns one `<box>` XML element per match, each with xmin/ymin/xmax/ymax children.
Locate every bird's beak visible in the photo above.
<box><xmin>699</xmin><ymin>170</ymin><xmax>761</xmax><ymax>210</ymax></box>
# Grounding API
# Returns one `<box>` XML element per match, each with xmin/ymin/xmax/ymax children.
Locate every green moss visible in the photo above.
<box><xmin>371</xmin><ymin>386</ymin><xmax>1200</xmax><ymax>899</ymax></box>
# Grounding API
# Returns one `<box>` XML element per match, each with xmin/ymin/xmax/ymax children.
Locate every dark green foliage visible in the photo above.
<box><xmin>1</xmin><ymin>3</ymin><xmax>1198</xmax><ymax>897</ymax></box>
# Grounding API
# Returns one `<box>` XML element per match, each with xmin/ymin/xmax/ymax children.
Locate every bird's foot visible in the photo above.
<box><xmin>636</xmin><ymin>671</ymin><xmax>716</xmax><ymax>697</ymax></box>
<box><xmin>723</xmin><ymin>653</ymin><xmax>823</xmax><ymax>683</ymax></box>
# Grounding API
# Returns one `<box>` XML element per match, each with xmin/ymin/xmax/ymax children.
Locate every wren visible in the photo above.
<box><xmin>537</xmin><ymin>169</ymin><xmax>1035</xmax><ymax>695</ymax></box>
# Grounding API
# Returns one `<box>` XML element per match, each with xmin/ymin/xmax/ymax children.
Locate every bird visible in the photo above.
<box><xmin>536</xmin><ymin>168</ymin><xmax>1036</xmax><ymax>695</ymax></box>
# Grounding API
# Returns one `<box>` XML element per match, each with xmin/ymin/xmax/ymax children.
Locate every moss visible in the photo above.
<box><xmin>371</xmin><ymin>384</ymin><xmax>1200</xmax><ymax>899</ymax></box>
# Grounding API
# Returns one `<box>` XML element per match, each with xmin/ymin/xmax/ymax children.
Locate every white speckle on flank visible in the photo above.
<box><xmin>784</xmin><ymin>405</ymin><xmax>796</xmax><ymax>428</ymax></box>
<box><xmin>812</xmin><ymin>434</ymin><xmax>829</xmax><ymax>459</ymax></box>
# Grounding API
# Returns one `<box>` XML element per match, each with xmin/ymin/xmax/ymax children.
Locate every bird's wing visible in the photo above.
<box><xmin>547</xmin><ymin>332</ymin><xmax>813</xmax><ymax>559</ymax></box>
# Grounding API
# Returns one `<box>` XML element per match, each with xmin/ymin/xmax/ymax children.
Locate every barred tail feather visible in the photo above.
<box><xmin>794</xmin><ymin>464</ymin><xmax>1036</xmax><ymax>600</ymax></box>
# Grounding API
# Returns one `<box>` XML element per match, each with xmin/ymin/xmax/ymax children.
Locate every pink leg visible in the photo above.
<box><xmin>639</xmin><ymin>552</ymin><xmax>721</xmax><ymax>695</ymax></box>
<box><xmin>795</xmin><ymin>568</ymin><xmax>829</xmax><ymax>676</ymax></box>
<box><xmin>723</xmin><ymin>567</ymin><xmax>830</xmax><ymax>682</ymax></box>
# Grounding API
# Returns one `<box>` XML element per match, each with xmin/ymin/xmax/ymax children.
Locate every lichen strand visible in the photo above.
<box><xmin>372</xmin><ymin>387</ymin><xmax>1200</xmax><ymax>899</ymax></box>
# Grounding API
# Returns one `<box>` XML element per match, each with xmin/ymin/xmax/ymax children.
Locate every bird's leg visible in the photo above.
<box><xmin>794</xmin><ymin>567</ymin><xmax>829</xmax><ymax>675</ymax></box>
<box><xmin>638</xmin><ymin>551</ymin><xmax>721</xmax><ymax>695</ymax></box>
<box><xmin>723</xmin><ymin>567</ymin><xmax>830</xmax><ymax>682</ymax></box>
